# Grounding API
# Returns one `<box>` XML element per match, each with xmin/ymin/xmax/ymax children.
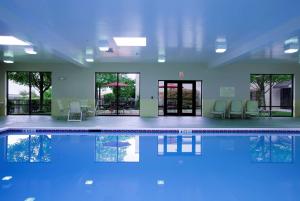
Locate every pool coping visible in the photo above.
<box><xmin>1</xmin><ymin>126</ymin><xmax>300</xmax><ymax>135</ymax></box>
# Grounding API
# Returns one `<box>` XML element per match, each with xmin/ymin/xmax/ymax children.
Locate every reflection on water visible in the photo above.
<box><xmin>95</xmin><ymin>136</ymin><xmax>139</xmax><ymax>162</ymax></box>
<box><xmin>7</xmin><ymin>135</ymin><xmax>52</xmax><ymax>162</ymax></box>
<box><xmin>158</xmin><ymin>136</ymin><xmax>201</xmax><ymax>155</ymax></box>
<box><xmin>250</xmin><ymin>136</ymin><xmax>294</xmax><ymax>163</ymax></box>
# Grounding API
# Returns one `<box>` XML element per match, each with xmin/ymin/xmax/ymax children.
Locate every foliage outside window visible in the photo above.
<box><xmin>95</xmin><ymin>73</ymin><xmax>140</xmax><ymax>116</ymax></box>
<box><xmin>250</xmin><ymin>74</ymin><xmax>293</xmax><ymax>117</ymax></box>
<box><xmin>7</xmin><ymin>72</ymin><xmax>52</xmax><ymax>115</ymax></box>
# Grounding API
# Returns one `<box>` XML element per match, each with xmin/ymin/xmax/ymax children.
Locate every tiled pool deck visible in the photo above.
<box><xmin>0</xmin><ymin>116</ymin><xmax>300</xmax><ymax>130</ymax></box>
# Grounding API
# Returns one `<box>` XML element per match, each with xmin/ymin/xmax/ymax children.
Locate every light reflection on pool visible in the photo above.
<box><xmin>0</xmin><ymin>132</ymin><xmax>299</xmax><ymax>201</ymax></box>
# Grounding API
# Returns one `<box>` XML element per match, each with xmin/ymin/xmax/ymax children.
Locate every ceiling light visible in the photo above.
<box><xmin>3</xmin><ymin>59</ymin><xmax>14</xmax><ymax>64</ymax></box>
<box><xmin>216</xmin><ymin>48</ymin><xmax>227</xmax><ymax>53</ymax></box>
<box><xmin>3</xmin><ymin>49</ymin><xmax>14</xmax><ymax>64</ymax></box>
<box><xmin>215</xmin><ymin>37</ymin><xmax>227</xmax><ymax>53</ymax></box>
<box><xmin>284</xmin><ymin>49</ymin><xmax>298</xmax><ymax>54</ymax></box>
<box><xmin>99</xmin><ymin>47</ymin><xmax>109</xmax><ymax>52</ymax></box>
<box><xmin>284</xmin><ymin>37</ymin><xmax>299</xmax><ymax>54</ymax></box>
<box><xmin>3</xmin><ymin>54</ymin><xmax>14</xmax><ymax>64</ymax></box>
<box><xmin>85</xmin><ymin>48</ymin><xmax>94</xmax><ymax>62</ymax></box>
<box><xmin>113</xmin><ymin>37</ymin><xmax>147</xmax><ymax>47</ymax></box>
<box><xmin>0</xmin><ymin>36</ymin><xmax>31</xmax><ymax>46</ymax></box>
<box><xmin>24</xmin><ymin>46</ymin><xmax>37</xmax><ymax>55</ymax></box>
<box><xmin>1</xmin><ymin>176</ymin><xmax>13</xmax><ymax>181</ymax></box>
<box><xmin>158</xmin><ymin>55</ymin><xmax>166</xmax><ymax>63</ymax></box>
<box><xmin>99</xmin><ymin>40</ymin><xmax>109</xmax><ymax>52</ymax></box>
<box><xmin>85</xmin><ymin>180</ymin><xmax>94</xmax><ymax>185</ymax></box>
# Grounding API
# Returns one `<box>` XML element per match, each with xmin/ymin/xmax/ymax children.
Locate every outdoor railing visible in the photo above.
<box><xmin>7</xmin><ymin>99</ymin><xmax>51</xmax><ymax>114</ymax></box>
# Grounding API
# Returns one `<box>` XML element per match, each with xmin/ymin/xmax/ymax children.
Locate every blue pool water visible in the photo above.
<box><xmin>0</xmin><ymin>131</ymin><xmax>299</xmax><ymax>201</ymax></box>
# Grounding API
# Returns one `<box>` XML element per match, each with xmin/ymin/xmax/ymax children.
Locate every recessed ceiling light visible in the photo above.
<box><xmin>215</xmin><ymin>48</ymin><xmax>227</xmax><ymax>53</ymax></box>
<box><xmin>284</xmin><ymin>49</ymin><xmax>298</xmax><ymax>54</ymax></box>
<box><xmin>284</xmin><ymin>37</ymin><xmax>299</xmax><ymax>54</ymax></box>
<box><xmin>85</xmin><ymin>48</ymin><xmax>94</xmax><ymax>62</ymax></box>
<box><xmin>99</xmin><ymin>40</ymin><xmax>109</xmax><ymax>52</ymax></box>
<box><xmin>215</xmin><ymin>37</ymin><xmax>227</xmax><ymax>53</ymax></box>
<box><xmin>0</xmin><ymin>36</ymin><xmax>31</xmax><ymax>46</ymax></box>
<box><xmin>85</xmin><ymin>180</ymin><xmax>94</xmax><ymax>185</ymax></box>
<box><xmin>113</xmin><ymin>37</ymin><xmax>147</xmax><ymax>47</ymax></box>
<box><xmin>99</xmin><ymin>47</ymin><xmax>109</xmax><ymax>52</ymax></box>
<box><xmin>3</xmin><ymin>59</ymin><xmax>14</xmax><ymax>64</ymax></box>
<box><xmin>24</xmin><ymin>47</ymin><xmax>37</xmax><ymax>55</ymax></box>
<box><xmin>158</xmin><ymin>55</ymin><xmax>166</xmax><ymax>63</ymax></box>
<box><xmin>3</xmin><ymin>55</ymin><xmax>14</xmax><ymax>64</ymax></box>
<box><xmin>1</xmin><ymin>176</ymin><xmax>13</xmax><ymax>181</ymax></box>
<box><xmin>85</xmin><ymin>58</ymin><xmax>94</xmax><ymax>63</ymax></box>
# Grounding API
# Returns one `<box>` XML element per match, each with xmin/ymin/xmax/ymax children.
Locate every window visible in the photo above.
<box><xmin>7</xmin><ymin>72</ymin><xmax>52</xmax><ymax>115</ymax></box>
<box><xmin>250</xmin><ymin>74</ymin><xmax>293</xmax><ymax>117</ymax></box>
<box><xmin>95</xmin><ymin>73</ymin><xmax>140</xmax><ymax>116</ymax></box>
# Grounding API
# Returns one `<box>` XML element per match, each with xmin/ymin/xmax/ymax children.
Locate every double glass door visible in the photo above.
<box><xmin>163</xmin><ymin>81</ymin><xmax>196</xmax><ymax>116</ymax></box>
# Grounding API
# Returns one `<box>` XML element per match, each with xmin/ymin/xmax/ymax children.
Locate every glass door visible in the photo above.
<box><xmin>7</xmin><ymin>72</ymin><xmax>52</xmax><ymax>115</ymax></box>
<box><xmin>181</xmin><ymin>82</ymin><xmax>196</xmax><ymax>116</ymax></box>
<box><xmin>164</xmin><ymin>82</ymin><xmax>179</xmax><ymax>115</ymax></box>
<box><xmin>163</xmin><ymin>81</ymin><xmax>196</xmax><ymax>116</ymax></box>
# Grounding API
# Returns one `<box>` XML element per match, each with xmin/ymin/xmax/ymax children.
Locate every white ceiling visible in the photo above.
<box><xmin>0</xmin><ymin>0</ymin><xmax>300</xmax><ymax>67</ymax></box>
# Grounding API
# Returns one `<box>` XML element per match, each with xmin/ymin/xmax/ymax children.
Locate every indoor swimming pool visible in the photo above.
<box><xmin>0</xmin><ymin>130</ymin><xmax>299</xmax><ymax>201</ymax></box>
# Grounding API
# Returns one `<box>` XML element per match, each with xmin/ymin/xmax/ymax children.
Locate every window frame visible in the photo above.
<box><xmin>250</xmin><ymin>74</ymin><xmax>294</xmax><ymax>117</ymax></box>
<box><xmin>6</xmin><ymin>71</ymin><xmax>52</xmax><ymax>115</ymax></box>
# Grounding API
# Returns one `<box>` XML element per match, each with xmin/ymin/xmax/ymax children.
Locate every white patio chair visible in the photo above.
<box><xmin>67</xmin><ymin>101</ymin><xmax>82</xmax><ymax>122</ymax></box>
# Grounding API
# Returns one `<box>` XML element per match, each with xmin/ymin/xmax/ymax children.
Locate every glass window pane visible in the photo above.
<box><xmin>166</xmin><ymin>83</ymin><xmax>178</xmax><ymax>113</ymax></box>
<box><xmin>7</xmin><ymin>72</ymin><xmax>30</xmax><ymax>115</ymax></box>
<box><xmin>158</xmin><ymin>81</ymin><xmax>164</xmax><ymax>116</ymax></box>
<box><xmin>182</xmin><ymin>83</ymin><xmax>193</xmax><ymax>114</ymax></box>
<box><xmin>95</xmin><ymin>73</ymin><xmax>118</xmax><ymax>115</ymax></box>
<box><xmin>30</xmin><ymin>72</ymin><xmax>52</xmax><ymax>115</ymax></box>
<box><xmin>196</xmin><ymin>81</ymin><xmax>202</xmax><ymax>116</ymax></box>
<box><xmin>250</xmin><ymin>74</ymin><xmax>294</xmax><ymax>117</ymax></box>
<box><xmin>118</xmin><ymin>73</ymin><xmax>140</xmax><ymax>116</ymax></box>
<box><xmin>250</xmin><ymin>74</ymin><xmax>271</xmax><ymax>107</ymax></box>
<box><xmin>95</xmin><ymin>73</ymin><xmax>140</xmax><ymax>116</ymax></box>
<box><xmin>270</xmin><ymin>75</ymin><xmax>293</xmax><ymax>117</ymax></box>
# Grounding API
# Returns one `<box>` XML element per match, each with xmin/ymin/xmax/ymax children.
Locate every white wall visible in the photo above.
<box><xmin>1</xmin><ymin>60</ymin><xmax>300</xmax><ymax>117</ymax></box>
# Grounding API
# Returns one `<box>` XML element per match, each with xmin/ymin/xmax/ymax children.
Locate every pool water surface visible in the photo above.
<box><xmin>0</xmin><ymin>131</ymin><xmax>299</xmax><ymax>201</ymax></box>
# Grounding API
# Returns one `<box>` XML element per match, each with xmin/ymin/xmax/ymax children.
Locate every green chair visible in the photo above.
<box><xmin>211</xmin><ymin>100</ymin><xmax>227</xmax><ymax>119</ymax></box>
<box><xmin>229</xmin><ymin>100</ymin><xmax>244</xmax><ymax>119</ymax></box>
<box><xmin>245</xmin><ymin>100</ymin><xmax>260</xmax><ymax>118</ymax></box>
